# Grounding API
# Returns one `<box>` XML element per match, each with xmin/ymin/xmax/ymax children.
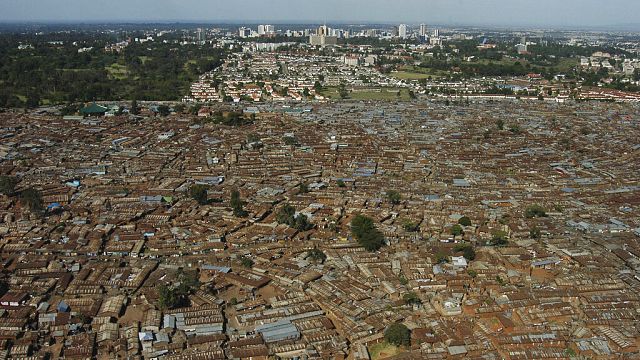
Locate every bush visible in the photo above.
<box><xmin>402</xmin><ymin>219</ymin><xmax>419</xmax><ymax>232</ymax></box>
<box><xmin>384</xmin><ymin>323</ymin><xmax>411</xmax><ymax>347</ymax></box>
<box><xmin>351</xmin><ymin>215</ymin><xmax>385</xmax><ymax>251</ymax></box>
<box><xmin>525</xmin><ymin>204</ymin><xmax>547</xmax><ymax>218</ymax></box>
<box><xmin>490</xmin><ymin>230</ymin><xmax>508</xmax><ymax>246</ymax></box>
<box><xmin>336</xmin><ymin>179</ymin><xmax>346</xmax><ymax>187</ymax></box>
<box><xmin>529</xmin><ymin>226</ymin><xmax>541</xmax><ymax>239</ymax></box>
<box><xmin>386</xmin><ymin>190</ymin><xmax>401</xmax><ymax>205</ymax></box>
<box><xmin>240</xmin><ymin>256</ymin><xmax>254</xmax><ymax>268</ymax></box>
<box><xmin>403</xmin><ymin>292</ymin><xmax>421</xmax><ymax>305</ymax></box>
<box><xmin>283</xmin><ymin>136</ymin><xmax>298</xmax><ymax>146</ymax></box>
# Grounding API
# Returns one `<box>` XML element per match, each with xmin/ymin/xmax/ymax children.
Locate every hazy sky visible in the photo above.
<box><xmin>0</xmin><ymin>0</ymin><xmax>637</xmax><ymax>28</ymax></box>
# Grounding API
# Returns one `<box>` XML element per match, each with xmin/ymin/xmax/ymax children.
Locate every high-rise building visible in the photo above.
<box><xmin>238</xmin><ymin>27</ymin><xmax>252</xmax><ymax>38</ymax></box>
<box><xmin>398</xmin><ymin>24</ymin><xmax>408</xmax><ymax>39</ymax></box>
<box><xmin>310</xmin><ymin>25</ymin><xmax>338</xmax><ymax>46</ymax></box>
<box><xmin>433</xmin><ymin>28</ymin><xmax>440</xmax><ymax>37</ymax></box>
<box><xmin>257</xmin><ymin>24</ymin><xmax>274</xmax><ymax>36</ymax></box>
<box><xmin>419</xmin><ymin>24</ymin><xmax>428</xmax><ymax>37</ymax></box>
<box><xmin>196</xmin><ymin>28</ymin><xmax>205</xmax><ymax>43</ymax></box>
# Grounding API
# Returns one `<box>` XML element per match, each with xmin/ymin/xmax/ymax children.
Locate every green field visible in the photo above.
<box><xmin>105</xmin><ymin>63</ymin><xmax>130</xmax><ymax>80</ymax></box>
<box><xmin>393</xmin><ymin>65</ymin><xmax>449</xmax><ymax>80</ymax></box>
<box><xmin>321</xmin><ymin>87</ymin><xmax>412</xmax><ymax>101</ymax></box>
<box><xmin>392</xmin><ymin>71</ymin><xmax>431</xmax><ymax>80</ymax></box>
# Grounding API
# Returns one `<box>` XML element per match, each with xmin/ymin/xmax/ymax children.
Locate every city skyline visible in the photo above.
<box><xmin>1</xmin><ymin>0</ymin><xmax>640</xmax><ymax>30</ymax></box>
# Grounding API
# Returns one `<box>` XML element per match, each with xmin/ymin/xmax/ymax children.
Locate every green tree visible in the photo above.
<box><xmin>157</xmin><ymin>104</ymin><xmax>170</xmax><ymax>116</ymax></box>
<box><xmin>457</xmin><ymin>216</ymin><xmax>472</xmax><ymax>227</ymax></box>
<box><xmin>351</xmin><ymin>215</ymin><xmax>385</xmax><ymax>251</ymax></box>
<box><xmin>20</xmin><ymin>188</ymin><xmax>43</xmax><ymax>214</ymax></box>
<box><xmin>403</xmin><ymin>292</ymin><xmax>421</xmax><ymax>305</ymax></box>
<box><xmin>336</xmin><ymin>179</ymin><xmax>346</xmax><ymax>187</ymax></box>
<box><xmin>294</xmin><ymin>213</ymin><xmax>313</xmax><ymax>231</ymax></box>
<box><xmin>276</xmin><ymin>204</ymin><xmax>296</xmax><ymax>225</ymax></box>
<box><xmin>307</xmin><ymin>248</ymin><xmax>327</xmax><ymax>263</ymax></box>
<box><xmin>490</xmin><ymin>230</ymin><xmax>509</xmax><ymax>246</ymax></box>
<box><xmin>283</xmin><ymin>136</ymin><xmax>298</xmax><ymax>146</ymax></box>
<box><xmin>157</xmin><ymin>285</ymin><xmax>177</xmax><ymax>310</ymax></box>
<box><xmin>454</xmin><ymin>243</ymin><xmax>476</xmax><ymax>261</ymax></box>
<box><xmin>26</xmin><ymin>93</ymin><xmax>40</xmax><ymax>108</ymax></box>
<box><xmin>496</xmin><ymin>119</ymin><xmax>505</xmax><ymax>130</ymax></box>
<box><xmin>130</xmin><ymin>99</ymin><xmax>139</xmax><ymax>115</ymax></box>
<box><xmin>338</xmin><ymin>83</ymin><xmax>349</xmax><ymax>99</ymax></box>
<box><xmin>299</xmin><ymin>183</ymin><xmax>309</xmax><ymax>194</ymax></box>
<box><xmin>386</xmin><ymin>190</ymin><xmax>401</xmax><ymax>205</ymax></box>
<box><xmin>384</xmin><ymin>323</ymin><xmax>411</xmax><ymax>347</ymax></box>
<box><xmin>435</xmin><ymin>251</ymin><xmax>448</xmax><ymax>264</ymax></box>
<box><xmin>0</xmin><ymin>280</ymin><xmax>8</xmax><ymax>297</ymax></box>
<box><xmin>189</xmin><ymin>184</ymin><xmax>209</xmax><ymax>205</ymax></box>
<box><xmin>230</xmin><ymin>190</ymin><xmax>248</xmax><ymax>217</ymax></box>
<box><xmin>0</xmin><ymin>176</ymin><xmax>18</xmax><ymax>196</ymax></box>
<box><xmin>450</xmin><ymin>224</ymin><xmax>464</xmax><ymax>237</ymax></box>
<box><xmin>276</xmin><ymin>204</ymin><xmax>312</xmax><ymax>231</ymax></box>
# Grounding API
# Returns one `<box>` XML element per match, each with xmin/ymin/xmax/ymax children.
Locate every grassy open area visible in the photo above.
<box><xmin>105</xmin><ymin>63</ymin><xmax>129</xmax><ymax>80</ymax></box>
<box><xmin>369</xmin><ymin>342</ymin><xmax>402</xmax><ymax>360</ymax></box>
<box><xmin>394</xmin><ymin>65</ymin><xmax>449</xmax><ymax>79</ymax></box>
<box><xmin>555</xmin><ymin>57</ymin><xmax>578</xmax><ymax>72</ymax></box>
<box><xmin>392</xmin><ymin>71</ymin><xmax>431</xmax><ymax>80</ymax></box>
<box><xmin>321</xmin><ymin>87</ymin><xmax>412</xmax><ymax>101</ymax></box>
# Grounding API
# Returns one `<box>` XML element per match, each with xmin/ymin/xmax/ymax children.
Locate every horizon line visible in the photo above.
<box><xmin>0</xmin><ymin>21</ymin><xmax>639</xmax><ymax>33</ymax></box>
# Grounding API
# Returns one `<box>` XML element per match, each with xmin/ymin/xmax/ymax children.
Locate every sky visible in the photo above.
<box><xmin>0</xmin><ymin>0</ymin><xmax>638</xmax><ymax>29</ymax></box>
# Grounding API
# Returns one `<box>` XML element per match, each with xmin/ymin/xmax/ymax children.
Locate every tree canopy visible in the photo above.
<box><xmin>0</xmin><ymin>176</ymin><xmax>18</xmax><ymax>196</ymax></box>
<box><xmin>306</xmin><ymin>248</ymin><xmax>327</xmax><ymax>263</ymax></box>
<box><xmin>276</xmin><ymin>204</ymin><xmax>313</xmax><ymax>232</ymax></box>
<box><xmin>386</xmin><ymin>190</ymin><xmax>402</xmax><ymax>204</ymax></box>
<box><xmin>230</xmin><ymin>190</ymin><xmax>248</xmax><ymax>217</ymax></box>
<box><xmin>458</xmin><ymin>216</ymin><xmax>472</xmax><ymax>227</ymax></box>
<box><xmin>189</xmin><ymin>184</ymin><xmax>209</xmax><ymax>205</ymax></box>
<box><xmin>525</xmin><ymin>204</ymin><xmax>547</xmax><ymax>218</ymax></box>
<box><xmin>20</xmin><ymin>188</ymin><xmax>43</xmax><ymax>214</ymax></box>
<box><xmin>384</xmin><ymin>323</ymin><xmax>411</xmax><ymax>347</ymax></box>
<box><xmin>351</xmin><ymin>214</ymin><xmax>385</xmax><ymax>251</ymax></box>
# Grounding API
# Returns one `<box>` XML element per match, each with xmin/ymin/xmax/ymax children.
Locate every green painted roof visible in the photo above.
<box><xmin>80</xmin><ymin>103</ymin><xmax>109</xmax><ymax>114</ymax></box>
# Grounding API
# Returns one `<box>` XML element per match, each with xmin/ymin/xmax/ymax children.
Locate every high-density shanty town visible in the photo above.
<box><xmin>1</xmin><ymin>97</ymin><xmax>639</xmax><ymax>359</ymax></box>
<box><xmin>0</xmin><ymin>20</ymin><xmax>640</xmax><ymax>360</ymax></box>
